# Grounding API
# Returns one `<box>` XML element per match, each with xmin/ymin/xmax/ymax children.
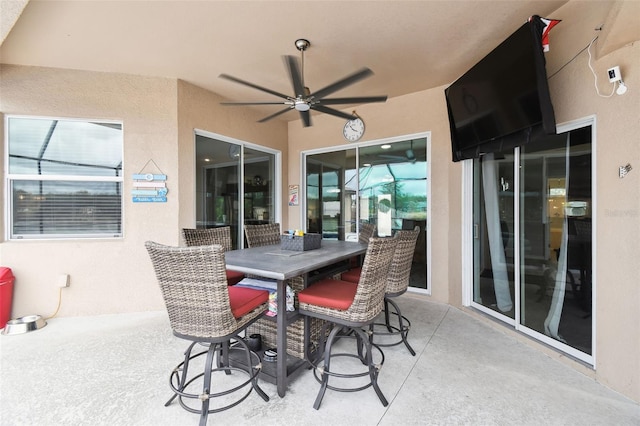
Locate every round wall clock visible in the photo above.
<box><xmin>343</xmin><ymin>117</ymin><xmax>365</xmax><ymax>142</ymax></box>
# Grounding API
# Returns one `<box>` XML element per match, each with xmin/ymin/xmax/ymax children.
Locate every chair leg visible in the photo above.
<box><xmin>236</xmin><ymin>337</ymin><xmax>269</xmax><ymax>402</ymax></box>
<box><xmin>355</xmin><ymin>327</ymin><xmax>365</xmax><ymax>363</ymax></box>
<box><xmin>219</xmin><ymin>341</ymin><xmax>231</xmax><ymax>375</ymax></box>
<box><xmin>383</xmin><ymin>298</ymin><xmax>393</xmax><ymax>332</ymax></box>
<box><xmin>353</xmin><ymin>327</ymin><xmax>388</xmax><ymax>407</ymax></box>
<box><xmin>313</xmin><ymin>325</ymin><xmax>341</xmax><ymax>410</ymax></box>
<box><xmin>387</xmin><ymin>298</ymin><xmax>416</xmax><ymax>356</ymax></box>
<box><xmin>166</xmin><ymin>341</ymin><xmax>198</xmax><ymax>406</ymax></box>
<box><xmin>199</xmin><ymin>343</ymin><xmax>217</xmax><ymax>426</ymax></box>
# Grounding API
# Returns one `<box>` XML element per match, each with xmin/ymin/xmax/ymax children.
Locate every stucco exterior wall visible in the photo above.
<box><xmin>175</xmin><ymin>80</ymin><xmax>289</xmax><ymax>233</ymax></box>
<box><xmin>0</xmin><ymin>65</ymin><xmax>178</xmax><ymax>316</ymax></box>
<box><xmin>542</xmin><ymin>0</ymin><xmax>640</xmax><ymax>403</ymax></box>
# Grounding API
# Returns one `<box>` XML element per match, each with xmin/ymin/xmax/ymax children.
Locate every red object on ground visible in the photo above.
<box><xmin>0</xmin><ymin>267</ymin><xmax>15</xmax><ymax>329</ymax></box>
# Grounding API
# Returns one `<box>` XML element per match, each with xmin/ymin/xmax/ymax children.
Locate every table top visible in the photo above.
<box><xmin>224</xmin><ymin>240</ymin><xmax>367</xmax><ymax>281</ymax></box>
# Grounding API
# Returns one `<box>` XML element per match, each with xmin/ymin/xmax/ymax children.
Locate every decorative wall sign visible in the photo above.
<box><xmin>289</xmin><ymin>185</ymin><xmax>299</xmax><ymax>206</ymax></box>
<box><xmin>133</xmin><ymin>160</ymin><xmax>167</xmax><ymax>202</ymax></box>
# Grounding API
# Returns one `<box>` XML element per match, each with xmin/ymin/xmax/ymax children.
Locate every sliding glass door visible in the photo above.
<box><xmin>305</xmin><ymin>136</ymin><xmax>429</xmax><ymax>290</ymax></box>
<box><xmin>195</xmin><ymin>132</ymin><xmax>278</xmax><ymax>249</ymax></box>
<box><xmin>472</xmin><ymin>151</ymin><xmax>516</xmax><ymax>319</ymax></box>
<box><xmin>306</xmin><ymin>152</ymin><xmax>354</xmax><ymax>240</ymax></box>
<box><xmin>471</xmin><ymin>123</ymin><xmax>593</xmax><ymax>361</ymax></box>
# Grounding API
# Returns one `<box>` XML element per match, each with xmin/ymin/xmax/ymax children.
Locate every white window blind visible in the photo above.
<box><xmin>6</xmin><ymin>116</ymin><xmax>123</xmax><ymax>239</ymax></box>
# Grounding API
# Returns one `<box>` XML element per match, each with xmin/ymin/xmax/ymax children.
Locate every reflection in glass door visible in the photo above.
<box><xmin>306</xmin><ymin>150</ymin><xmax>355</xmax><ymax>240</ymax></box>
<box><xmin>520</xmin><ymin>127</ymin><xmax>592</xmax><ymax>356</ymax></box>
<box><xmin>243</xmin><ymin>147</ymin><xmax>276</xmax><ymax>234</ymax></box>
<box><xmin>195</xmin><ymin>133</ymin><xmax>277</xmax><ymax>250</ymax></box>
<box><xmin>471</xmin><ymin>124</ymin><xmax>593</xmax><ymax>361</ymax></box>
<box><xmin>305</xmin><ymin>137</ymin><xmax>429</xmax><ymax>290</ymax></box>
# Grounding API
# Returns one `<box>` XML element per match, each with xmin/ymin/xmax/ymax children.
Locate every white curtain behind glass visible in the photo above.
<box><xmin>544</xmin><ymin>134</ymin><xmax>570</xmax><ymax>341</ymax></box>
<box><xmin>482</xmin><ymin>153</ymin><xmax>513</xmax><ymax>313</ymax></box>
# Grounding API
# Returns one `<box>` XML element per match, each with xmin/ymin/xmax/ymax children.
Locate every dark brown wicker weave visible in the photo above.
<box><xmin>244</xmin><ymin>223</ymin><xmax>281</xmax><ymax>248</ymax></box>
<box><xmin>182</xmin><ymin>227</ymin><xmax>233</xmax><ymax>252</ymax></box>
<box><xmin>375</xmin><ymin>225</ymin><xmax>420</xmax><ymax>355</ymax></box>
<box><xmin>298</xmin><ymin>235</ymin><xmax>398</xmax><ymax>409</ymax></box>
<box><xmin>145</xmin><ymin>241</ymin><xmax>269</xmax><ymax>425</ymax></box>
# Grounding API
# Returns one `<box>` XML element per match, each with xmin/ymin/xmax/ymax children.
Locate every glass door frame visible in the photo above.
<box><xmin>462</xmin><ymin>116</ymin><xmax>596</xmax><ymax>365</ymax></box>
<box><xmin>300</xmin><ymin>132</ymin><xmax>432</xmax><ymax>294</ymax></box>
<box><xmin>194</xmin><ymin>129</ymin><xmax>282</xmax><ymax>248</ymax></box>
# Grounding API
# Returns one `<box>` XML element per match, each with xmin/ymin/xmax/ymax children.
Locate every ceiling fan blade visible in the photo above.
<box><xmin>299</xmin><ymin>110</ymin><xmax>311</xmax><ymax>127</ymax></box>
<box><xmin>319</xmin><ymin>96</ymin><xmax>388</xmax><ymax>105</ymax></box>
<box><xmin>220</xmin><ymin>101</ymin><xmax>291</xmax><ymax>106</ymax></box>
<box><xmin>310</xmin><ymin>67</ymin><xmax>374</xmax><ymax>99</ymax></box>
<box><xmin>284</xmin><ymin>55</ymin><xmax>306</xmax><ymax>98</ymax></box>
<box><xmin>311</xmin><ymin>104</ymin><xmax>357</xmax><ymax>121</ymax></box>
<box><xmin>257</xmin><ymin>107</ymin><xmax>293</xmax><ymax>123</ymax></box>
<box><xmin>219</xmin><ymin>73</ymin><xmax>291</xmax><ymax>100</ymax></box>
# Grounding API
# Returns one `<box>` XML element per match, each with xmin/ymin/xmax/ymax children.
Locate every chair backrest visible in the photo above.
<box><xmin>387</xmin><ymin>226</ymin><xmax>420</xmax><ymax>295</ymax></box>
<box><xmin>244</xmin><ymin>223</ymin><xmax>281</xmax><ymax>248</ymax></box>
<box><xmin>340</xmin><ymin>235</ymin><xmax>398</xmax><ymax>323</ymax></box>
<box><xmin>182</xmin><ymin>227</ymin><xmax>233</xmax><ymax>252</ymax></box>
<box><xmin>145</xmin><ymin>241</ymin><xmax>237</xmax><ymax>338</ymax></box>
<box><xmin>358</xmin><ymin>222</ymin><xmax>377</xmax><ymax>244</ymax></box>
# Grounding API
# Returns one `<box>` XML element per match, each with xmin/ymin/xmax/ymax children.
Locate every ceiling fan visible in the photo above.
<box><xmin>219</xmin><ymin>39</ymin><xmax>387</xmax><ymax>127</ymax></box>
<box><xmin>379</xmin><ymin>140</ymin><xmax>417</xmax><ymax>163</ymax></box>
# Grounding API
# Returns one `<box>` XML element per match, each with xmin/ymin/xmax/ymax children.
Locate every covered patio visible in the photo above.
<box><xmin>1</xmin><ymin>294</ymin><xmax>638</xmax><ymax>425</ymax></box>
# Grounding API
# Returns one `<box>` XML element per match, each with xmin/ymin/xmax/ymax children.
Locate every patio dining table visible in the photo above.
<box><xmin>224</xmin><ymin>239</ymin><xmax>368</xmax><ymax>397</ymax></box>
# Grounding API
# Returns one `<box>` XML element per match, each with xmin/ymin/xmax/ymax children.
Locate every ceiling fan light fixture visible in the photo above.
<box><xmin>294</xmin><ymin>100</ymin><xmax>310</xmax><ymax>111</ymax></box>
<box><xmin>406</xmin><ymin>149</ymin><xmax>416</xmax><ymax>162</ymax></box>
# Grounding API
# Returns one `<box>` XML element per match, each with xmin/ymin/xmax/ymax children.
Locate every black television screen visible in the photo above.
<box><xmin>445</xmin><ymin>16</ymin><xmax>557</xmax><ymax>162</ymax></box>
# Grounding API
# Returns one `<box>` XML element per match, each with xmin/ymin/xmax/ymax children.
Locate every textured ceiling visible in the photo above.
<box><xmin>6</xmin><ymin>0</ymin><xmax>631</xmax><ymax>125</ymax></box>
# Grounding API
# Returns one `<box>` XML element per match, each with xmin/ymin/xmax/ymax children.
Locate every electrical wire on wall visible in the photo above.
<box><xmin>586</xmin><ymin>36</ymin><xmax>617</xmax><ymax>98</ymax></box>
<box><xmin>45</xmin><ymin>288</ymin><xmax>63</xmax><ymax>320</ymax></box>
<box><xmin>548</xmin><ymin>28</ymin><xmax>627</xmax><ymax>98</ymax></box>
<box><xmin>547</xmin><ymin>36</ymin><xmax>596</xmax><ymax>80</ymax></box>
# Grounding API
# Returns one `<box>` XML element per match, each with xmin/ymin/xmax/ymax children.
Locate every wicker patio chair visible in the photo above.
<box><xmin>181</xmin><ymin>227</ymin><xmax>244</xmax><ymax>285</ymax></box>
<box><xmin>341</xmin><ymin>226</ymin><xmax>420</xmax><ymax>355</ymax></box>
<box><xmin>349</xmin><ymin>222</ymin><xmax>376</xmax><ymax>267</ymax></box>
<box><xmin>145</xmin><ymin>241</ymin><xmax>270</xmax><ymax>426</ymax></box>
<box><xmin>244</xmin><ymin>223</ymin><xmax>281</xmax><ymax>248</ymax></box>
<box><xmin>358</xmin><ymin>222</ymin><xmax>377</xmax><ymax>244</ymax></box>
<box><xmin>182</xmin><ymin>227</ymin><xmax>234</xmax><ymax>251</ymax></box>
<box><xmin>297</xmin><ymin>235</ymin><xmax>398</xmax><ymax>410</ymax></box>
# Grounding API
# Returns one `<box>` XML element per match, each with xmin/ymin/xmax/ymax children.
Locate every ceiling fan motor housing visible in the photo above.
<box><xmin>295</xmin><ymin>39</ymin><xmax>310</xmax><ymax>51</ymax></box>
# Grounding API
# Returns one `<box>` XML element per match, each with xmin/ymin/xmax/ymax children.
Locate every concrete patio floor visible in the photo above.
<box><xmin>1</xmin><ymin>293</ymin><xmax>638</xmax><ymax>425</ymax></box>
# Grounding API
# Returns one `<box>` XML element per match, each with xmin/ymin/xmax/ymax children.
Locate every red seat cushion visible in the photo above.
<box><xmin>298</xmin><ymin>279</ymin><xmax>358</xmax><ymax>311</ymax></box>
<box><xmin>226</xmin><ymin>269</ymin><xmax>245</xmax><ymax>286</ymax></box>
<box><xmin>228</xmin><ymin>286</ymin><xmax>269</xmax><ymax>318</ymax></box>
<box><xmin>340</xmin><ymin>267</ymin><xmax>361</xmax><ymax>284</ymax></box>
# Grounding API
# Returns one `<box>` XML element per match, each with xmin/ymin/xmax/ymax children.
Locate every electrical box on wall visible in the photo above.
<box><xmin>58</xmin><ymin>274</ymin><xmax>70</xmax><ymax>288</ymax></box>
<box><xmin>607</xmin><ymin>66</ymin><xmax>622</xmax><ymax>83</ymax></box>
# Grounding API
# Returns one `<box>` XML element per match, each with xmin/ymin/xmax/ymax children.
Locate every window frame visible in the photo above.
<box><xmin>5</xmin><ymin>115</ymin><xmax>125</xmax><ymax>240</ymax></box>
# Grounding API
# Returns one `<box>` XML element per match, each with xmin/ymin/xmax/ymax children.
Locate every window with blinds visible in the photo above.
<box><xmin>6</xmin><ymin>116</ymin><xmax>123</xmax><ymax>239</ymax></box>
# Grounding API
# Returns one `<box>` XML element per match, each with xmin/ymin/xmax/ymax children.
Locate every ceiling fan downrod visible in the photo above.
<box><xmin>295</xmin><ymin>39</ymin><xmax>311</xmax><ymax>98</ymax></box>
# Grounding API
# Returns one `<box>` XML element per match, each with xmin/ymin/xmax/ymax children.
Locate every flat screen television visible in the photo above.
<box><xmin>445</xmin><ymin>16</ymin><xmax>557</xmax><ymax>162</ymax></box>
